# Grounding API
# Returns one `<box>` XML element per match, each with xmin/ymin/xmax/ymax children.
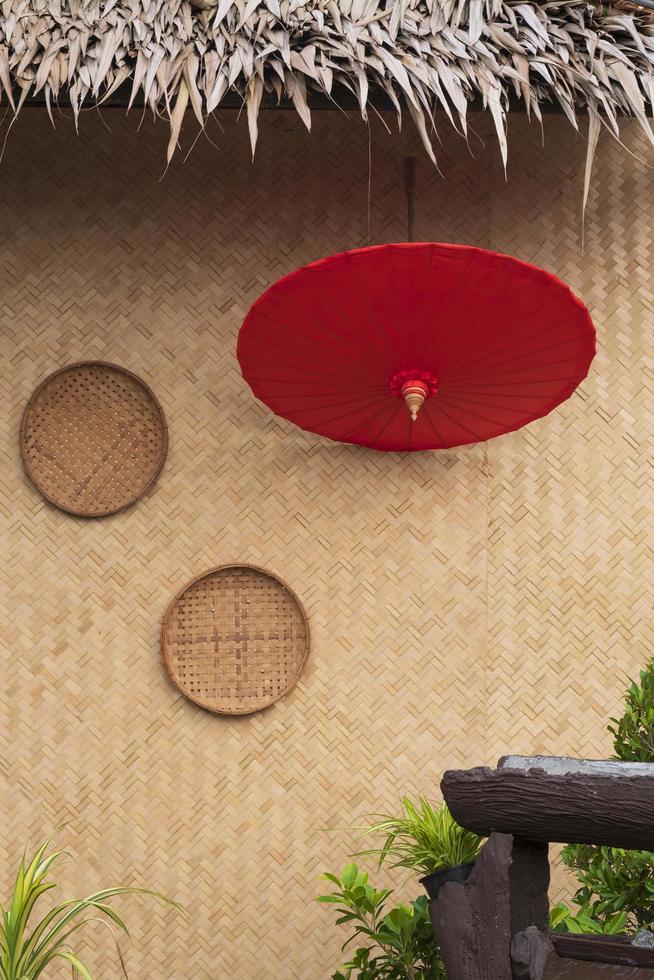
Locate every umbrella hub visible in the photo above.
<box><xmin>390</xmin><ymin>369</ymin><xmax>438</xmax><ymax>422</ymax></box>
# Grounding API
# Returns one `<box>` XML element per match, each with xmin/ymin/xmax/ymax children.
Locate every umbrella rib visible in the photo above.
<box><xmin>443</xmin><ymin>328</ymin><xmax>592</xmax><ymax>381</ymax></box>
<box><xmin>273</xmin><ymin>392</ymin><xmax>397</xmax><ymax>414</ymax></box>
<box><xmin>343</xmin><ymin>400</ymin><xmax>406</xmax><ymax>445</ymax></box>
<box><xmin>441</xmin><ymin>399</ymin><xmax>563</xmax><ymax>432</ymax></box>
<box><xmin>421</xmin><ymin>403</ymin><xmax>448</xmax><ymax>447</ymax></box>
<box><xmin>243</xmin><ymin>357</ymin><xmax>391</xmax><ymax>384</ymax></box>
<box><xmin>440</xmin><ymin>314</ymin><xmax>592</xmax><ymax>381</ymax></box>
<box><xmin>245</xmin><ymin>307</ymin><xmax>365</xmax><ymax>366</ymax></box>
<box><xmin>240</xmin><ymin>325</ymin><xmax>384</xmax><ymax>376</ymax></box>
<box><xmin>339</xmin><ymin>401</ymin><xmax>404</xmax><ymax>441</ymax></box>
<box><xmin>440</xmin><ymin>382</ymin><xmax>582</xmax><ymax>416</ymax></box>
<box><xmin>442</xmin><ymin>302</ymin><xmax>584</xmax><ymax>372</ymax></box>
<box><xmin>441</xmin><ymin>340</ymin><xmax>594</xmax><ymax>383</ymax></box>
<box><xmin>443</xmin><ymin>362</ymin><xmax>593</xmax><ymax>387</ymax></box>
<box><xmin>441</xmin><ymin>382</ymin><xmax>580</xmax><ymax>403</ymax></box>
<box><xmin>440</xmin><ymin>255</ymin><xmax>582</xmax><ymax>373</ymax></box>
<box><xmin>286</xmin><ymin>394</ymin><xmax>394</xmax><ymax>428</ymax></box>
<box><xmin>441</xmin><ymin>392</ymin><xmax>565</xmax><ymax>408</ymax></box>
<box><xmin>245</xmin><ymin>376</ymin><xmax>386</xmax><ymax>393</ymax></box>
<box><xmin>428</xmin><ymin>401</ymin><xmax>481</xmax><ymax>441</ymax></box>
<box><xmin>342</xmin><ymin>249</ymin><xmax>400</xmax><ymax>364</ymax></box>
<box><xmin>442</xmin><ymin>374</ymin><xmax>591</xmax><ymax>392</ymax></box>
<box><xmin>437</xmin><ymin>392</ymin><xmax>552</xmax><ymax>425</ymax></box>
<box><xmin>387</xmin><ymin>246</ymin><xmax>414</xmax><ymax>362</ymax></box>
<box><xmin>439</xmin><ymin>405</ymin><xmax>480</xmax><ymax>438</ymax></box>
<box><xmin>440</xmin><ymin>385</ymin><xmax>582</xmax><ymax>398</ymax></box>
<box><xmin>305</xmin><ymin>263</ymin><xmax>403</xmax><ymax>364</ymax></box>
<box><xmin>425</xmin><ymin>252</ymin><xmax>526</xmax><ymax>370</ymax></box>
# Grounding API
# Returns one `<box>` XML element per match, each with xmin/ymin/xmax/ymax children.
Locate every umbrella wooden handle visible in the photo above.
<box><xmin>401</xmin><ymin>380</ymin><xmax>428</xmax><ymax>421</ymax></box>
<box><xmin>404</xmin><ymin>157</ymin><xmax>417</xmax><ymax>242</ymax></box>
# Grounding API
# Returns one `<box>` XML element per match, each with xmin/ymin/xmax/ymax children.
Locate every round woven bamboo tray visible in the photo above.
<box><xmin>20</xmin><ymin>361</ymin><xmax>168</xmax><ymax>517</ymax></box>
<box><xmin>161</xmin><ymin>564</ymin><xmax>310</xmax><ymax>715</ymax></box>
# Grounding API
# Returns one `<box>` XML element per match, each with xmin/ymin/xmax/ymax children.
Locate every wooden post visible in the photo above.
<box><xmin>430</xmin><ymin>833</ymin><xmax>514</xmax><ymax>980</ymax></box>
<box><xmin>430</xmin><ymin>832</ymin><xmax>550</xmax><ymax>980</ymax></box>
<box><xmin>404</xmin><ymin>156</ymin><xmax>417</xmax><ymax>242</ymax></box>
<box><xmin>509</xmin><ymin>839</ymin><xmax>550</xmax><ymax>938</ymax></box>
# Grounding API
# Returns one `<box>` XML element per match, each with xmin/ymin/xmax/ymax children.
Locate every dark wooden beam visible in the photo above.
<box><xmin>19</xmin><ymin>82</ymin><xmax>574</xmax><ymax>115</ymax></box>
<box><xmin>551</xmin><ymin>934</ymin><xmax>654</xmax><ymax>969</ymax></box>
<box><xmin>442</xmin><ymin>763</ymin><xmax>654</xmax><ymax>849</ymax></box>
<box><xmin>540</xmin><ymin>954</ymin><xmax>654</xmax><ymax>979</ymax></box>
<box><xmin>21</xmin><ymin>83</ymin><xmax>375</xmax><ymax>112</ymax></box>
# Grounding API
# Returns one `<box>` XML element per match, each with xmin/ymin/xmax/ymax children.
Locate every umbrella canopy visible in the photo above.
<box><xmin>237</xmin><ymin>243</ymin><xmax>596</xmax><ymax>452</ymax></box>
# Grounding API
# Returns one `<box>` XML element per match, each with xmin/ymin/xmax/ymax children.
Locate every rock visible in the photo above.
<box><xmin>632</xmin><ymin>930</ymin><xmax>654</xmax><ymax>948</ymax></box>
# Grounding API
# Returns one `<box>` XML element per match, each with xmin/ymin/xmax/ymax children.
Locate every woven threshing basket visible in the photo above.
<box><xmin>20</xmin><ymin>361</ymin><xmax>168</xmax><ymax>517</ymax></box>
<box><xmin>161</xmin><ymin>564</ymin><xmax>310</xmax><ymax>715</ymax></box>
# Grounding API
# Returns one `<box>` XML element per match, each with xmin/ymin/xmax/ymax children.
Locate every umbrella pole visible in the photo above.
<box><xmin>404</xmin><ymin>156</ymin><xmax>417</xmax><ymax>242</ymax></box>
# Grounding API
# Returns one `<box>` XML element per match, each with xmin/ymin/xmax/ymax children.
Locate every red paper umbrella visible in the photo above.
<box><xmin>237</xmin><ymin>243</ymin><xmax>595</xmax><ymax>452</ymax></box>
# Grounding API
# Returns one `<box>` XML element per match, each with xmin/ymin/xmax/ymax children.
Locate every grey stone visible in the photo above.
<box><xmin>498</xmin><ymin>755</ymin><xmax>654</xmax><ymax>779</ymax></box>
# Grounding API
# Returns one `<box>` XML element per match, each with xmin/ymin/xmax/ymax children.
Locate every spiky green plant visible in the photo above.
<box><xmin>357</xmin><ymin>799</ymin><xmax>483</xmax><ymax>878</ymax></box>
<box><xmin>0</xmin><ymin>836</ymin><xmax>179</xmax><ymax>979</ymax></box>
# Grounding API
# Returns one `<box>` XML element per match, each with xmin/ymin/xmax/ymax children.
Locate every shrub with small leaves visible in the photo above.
<box><xmin>317</xmin><ymin>863</ymin><xmax>445</xmax><ymax>980</ymax></box>
<box><xmin>562</xmin><ymin>660</ymin><xmax>654</xmax><ymax>931</ymax></box>
<box><xmin>549</xmin><ymin>901</ymin><xmax>628</xmax><ymax>935</ymax></box>
<box><xmin>608</xmin><ymin>659</ymin><xmax>654</xmax><ymax>762</ymax></box>
<box><xmin>561</xmin><ymin>843</ymin><xmax>654</xmax><ymax>931</ymax></box>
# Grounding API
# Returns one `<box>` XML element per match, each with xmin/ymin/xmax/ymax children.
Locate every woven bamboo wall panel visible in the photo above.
<box><xmin>0</xmin><ymin>110</ymin><xmax>653</xmax><ymax>979</ymax></box>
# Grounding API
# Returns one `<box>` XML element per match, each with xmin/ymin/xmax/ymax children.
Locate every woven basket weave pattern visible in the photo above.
<box><xmin>162</xmin><ymin>565</ymin><xmax>309</xmax><ymax>714</ymax></box>
<box><xmin>20</xmin><ymin>362</ymin><xmax>167</xmax><ymax>517</ymax></box>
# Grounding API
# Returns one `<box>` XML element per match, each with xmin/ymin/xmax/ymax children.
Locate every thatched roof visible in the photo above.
<box><xmin>2</xmin><ymin>0</ymin><xmax>653</xmax><ymax>200</ymax></box>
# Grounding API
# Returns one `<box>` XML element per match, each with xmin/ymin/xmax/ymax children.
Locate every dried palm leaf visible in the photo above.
<box><xmin>0</xmin><ymin>0</ymin><xmax>652</xmax><ymax>198</ymax></box>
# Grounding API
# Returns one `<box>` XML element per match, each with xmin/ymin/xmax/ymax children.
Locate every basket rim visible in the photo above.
<box><xmin>20</xmin><ymin>359</ymin><xmax>169</xmax><ymax>518</ymax></box>
<box><xmin>160</xmin><ymin>562</ymin><xmax>311</xmax><ymax>716</ymax></box>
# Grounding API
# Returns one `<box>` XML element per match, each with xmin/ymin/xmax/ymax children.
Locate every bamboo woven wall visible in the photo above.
<box><xmin>0</xmin><ymin>107</ymin><xmax>652</xmax><ymax>979</ymax></box>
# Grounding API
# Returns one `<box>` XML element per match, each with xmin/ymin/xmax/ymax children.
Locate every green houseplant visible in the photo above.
<box><xmin>317</xmin><ymin>863</ymin><xmax>445</xmax><ymax>979</ymax></box>
<box><xmin>608</xmin><ymin>658</ymin><xmax>654</xmax><ymax>762</ymax></box>
<box><xmin>358</xmin><ymin>798</ymin><xmax>484</xmax><ymax>900</ymax></box>
<box><xmin>561</xmin><ymin>660</ymin><xmax>654</xmax><ymax>932</ymax></box>
<box><xmin>0</xmin><ymin>836</ymin><xmax>179</xmax><ymax>979</ymax></box>
<box><xmin>549</xmin><ymin>900</ymin><xmax>628</xmax><ymax>936</ymax></box>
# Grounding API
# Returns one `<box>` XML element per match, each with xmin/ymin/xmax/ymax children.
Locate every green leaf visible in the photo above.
<box><xmin>0</xmin><ymin>836</ymin><xmax>179</xmax><ymax>980</ymax></box>
<box><xmin>53</xmin><ymin>951</ymin><xmax>94</xmax><ymax>979</ymax></box>
<box><xmin>341</xmin><ymin>864</ymin><xmax>358</xmax><ymax>888</ymax></box>
<box><xmin>320</xmin><ymin>873</ymin><xmax>343</xmax><ymax>886</ymax></box>
<box><xmin>356</xmin><ymin>799</ymin><xmax>483</xmax><ymax>878</ymax></box>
